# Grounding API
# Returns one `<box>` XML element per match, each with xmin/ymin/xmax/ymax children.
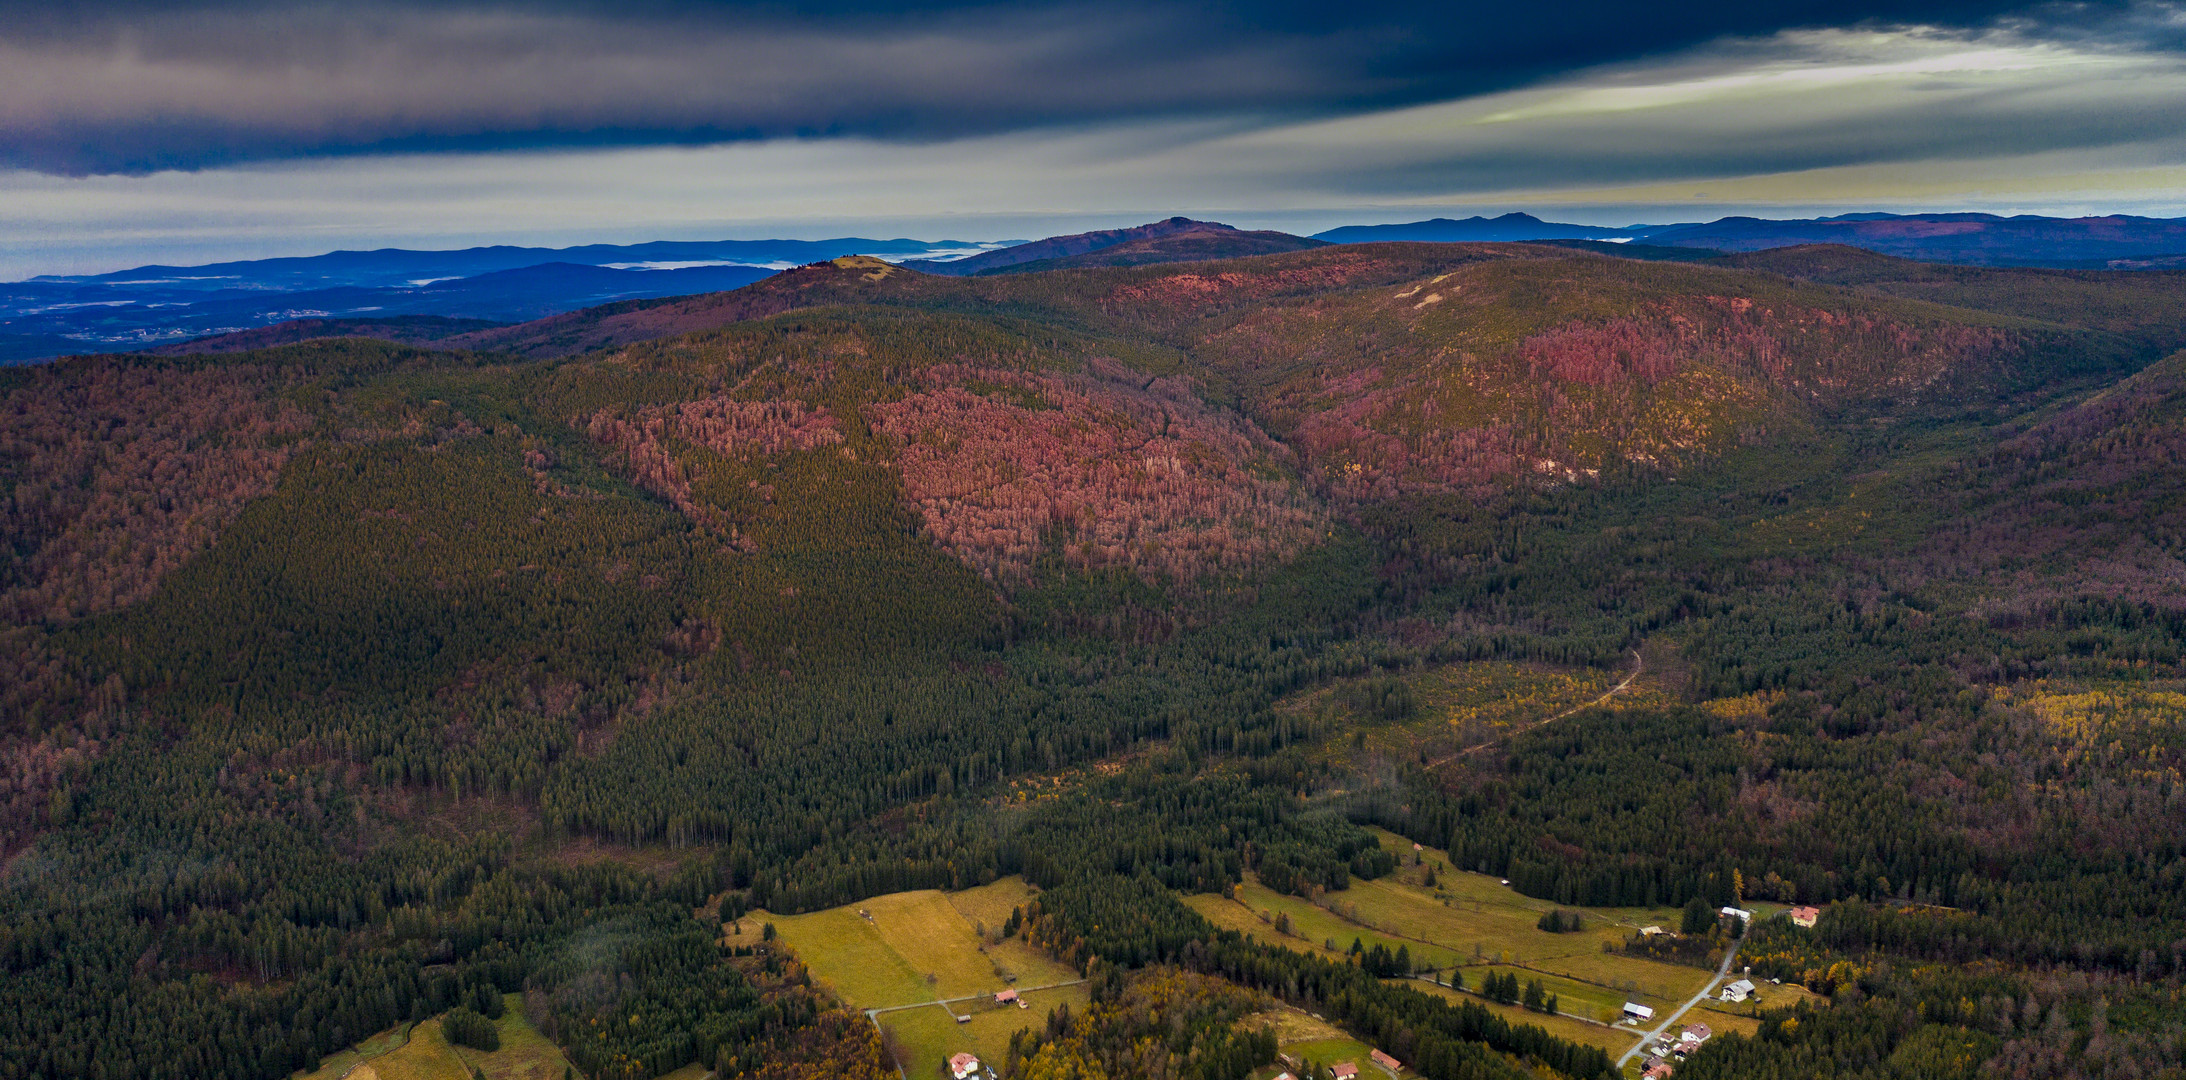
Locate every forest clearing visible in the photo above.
<box><xmin>292</xmin><ymin>996</ymin><xmax>576</xmax><ymax>1080</ymax></box>
<box><xmin>724</xmin><ymin>878</ymin><xmax>1084</xmax><ymax>1078</ymax></box>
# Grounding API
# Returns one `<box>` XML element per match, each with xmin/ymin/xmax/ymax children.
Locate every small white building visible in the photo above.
<box><xmin>1639</xmin><ymin>925</ymin><xmax>1665</xmax><ymax>936</ymax></box>
<box><xmin>1623</xmin><ymin>1002</ymin><xmax>1656</xmax><ymax>1023</ymax></box>
<box><xmin>1719</xmin><ymin>906</ymin><xmax>1754</xmax><ymax>924</ymax></box>
<box><xmin>1720</xmin><ymin>979</ymin><xmax>1756</xmax><ymax>1003</ymax></box>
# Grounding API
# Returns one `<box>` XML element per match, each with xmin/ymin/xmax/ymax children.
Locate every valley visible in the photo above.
<box><xmin>3</xmin><ymin>237</ymin><xmax>2184</xmax><ymax>1080</ymax></box>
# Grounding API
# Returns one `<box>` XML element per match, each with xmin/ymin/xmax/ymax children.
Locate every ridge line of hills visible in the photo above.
<box><xmin>12</xmin><ymin>209</ymin><xmax>2186</xmax><ymax>365</ymax></box>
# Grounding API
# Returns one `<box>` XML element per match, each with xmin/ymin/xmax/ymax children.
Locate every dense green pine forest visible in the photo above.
<box><xmin>3</xmin><ymin>242</ymin><xmax>2183</xmax><ymax>1080</ymax></box>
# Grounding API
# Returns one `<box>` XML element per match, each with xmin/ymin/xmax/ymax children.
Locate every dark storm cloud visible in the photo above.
<box><xmin>0</xmin><ymin>0</ymin><xmax>2135</xmax><ymax>174</ymax></box>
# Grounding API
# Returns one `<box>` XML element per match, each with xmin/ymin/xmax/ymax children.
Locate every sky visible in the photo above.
<box><xmin>6</xmin><ymin>0</ymin><xmax>2186</xmax><ymax>276</ymax></box>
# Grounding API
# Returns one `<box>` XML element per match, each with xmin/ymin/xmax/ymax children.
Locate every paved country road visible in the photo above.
<box><xmin>1618</xmin><ymin>939</ymin><xmax>1743</xmax><ymax>1069</ymax></box>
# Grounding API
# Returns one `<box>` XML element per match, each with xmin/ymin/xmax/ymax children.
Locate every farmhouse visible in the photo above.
<box><xmin>1371</xmin><ymin>1048</ymin><xmax>1403</xmax><ymax>1071</ymax></box>
<box><xmin>1678</xmin><ymin>1023</ymin><xmax>1713</xmax><ymax>1050</ymax></box>
<box><xmin>1644</xmin><ymin>1064</ymin><xmax>1675</xmax><ymax>1080</ymax></box>
<box><xmin>1332</xmin><ymin>1063</ymin><xmax>1360</xmax><ymax>1080</ymax></box>
<box><xmin>1623</xmin><ymin>1002</ymin><xmax>1655</xmax><ymax>1022</ymax></box>
<box><xmin>1788</xmin><ymin>905</ymin><xmax>1821</xmax><ymax>928</ymax></box>
<box><xmin>994</xmin><ymin>989</ymin><xmax>1019</xmax><ymax>1005</ymax></box>
<box><xmin>949</xmin><ymin>1052</ymin><xmax>981</xmax><ymax>1079</ymax></box>
<box><xmin>1720</xmin><ymin>979</ymin><xmax>1756</xmax><ymax>1003</ymax></box>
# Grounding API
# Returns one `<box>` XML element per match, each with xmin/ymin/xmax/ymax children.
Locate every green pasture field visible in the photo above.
<box><xmin>761</xmin><ymin>903</ymin><xmax>936</xmax><ymax>1007</ymax></box>
<box><xmin>754</xmin><ymin>879</ymin><xmax>1079</xmax><ymax>1010</ymax></box>
<box><xmin>1190</xmin><ymin>883</ymin><xmax>1463</xmax><ymax>969</ymax></box>
<box><xmin>1183</xmin><ymin>827</ymin><xmax>1734</xmax><ymax>1055</ymax></box>
<box><xmin>1281</xmin><ymin>1037</ymin><xmax>1381</xmax><ymax>1078</ymax></box>
<box><xmin>737</xmin><ymin>877</ymin><xmax>1086</xmax><ymax>1079</ymax></box>
<box><xmin>1401</xmin><ymin>980</ymin><xmax>1636</xmax><ymax>1060</ymax></box>
<box><xmin>945</xmin><ymin>875</ymin><xmax>1037</xmax><ymax>933</ymax></box>
<box><xmin>1685</xmin><ymin>1006</ymin><xmax>1763</xmax><ymax>1039</ymax></box>
<box><xmin>1365</xmin><ymin>827</ymin><xmax>1691</xmax><ymax>931</ymax></box>
<box><xmin>883</xmin><ymin>983</ymin><xmax>1090</xmax><ymax>1080</ymax></box>
<box><xmin>1456</xmin><ymin>964</ymin><xmax>1675</xmax><ymax>1023</ymax></box>
<box><xmin>1344</xmin><ymin>830</ymin><xmax>1725</xmax><ymax>1005</ymax></box>
<box><xmin>293</xmin><ymin>1023</ymin><xmax>418</xmax><ymax>1080</ymax></box>
<box><xmin>292</xmin><ymin>997</ymin><xmax>576</xmax><ymax>1080</ymax></box>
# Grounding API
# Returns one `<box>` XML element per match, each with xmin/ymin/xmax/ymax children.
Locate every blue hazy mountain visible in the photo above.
<box><xmin>0</xmin><ymin>236</ymin><xmax>1003</xmax><ymax>362</ymax></box>
<box><xmin>0</xmin><ymin>262</ymin><xmax>784</xmax><ymax>362</ymax></box>
<box><xmin>1317</xmin><ymin>211</ymin><xmax>2186</xmax><ymax>267</ymax></box>
<box><xmin>1312</xmin><ymin>213</ymin><xmax>1639</xmax><ymax>243</ymax></box>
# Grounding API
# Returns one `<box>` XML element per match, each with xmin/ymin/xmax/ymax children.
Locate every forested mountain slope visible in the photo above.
<box><xmin>2</xmin><ymin>244</ymin><xmax>2183</xmax><ymax>1080</ymax></box>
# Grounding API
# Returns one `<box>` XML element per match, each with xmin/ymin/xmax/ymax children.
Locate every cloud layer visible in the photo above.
<box><xmin>0</xmin><ymin>0</ymin><xmax>2102</xmax><ymax>175</ymax></box>
<box><xmin>5</xmin><ymin>2</ymin><xmax>2186</xmax><ymax>276</ymax></box>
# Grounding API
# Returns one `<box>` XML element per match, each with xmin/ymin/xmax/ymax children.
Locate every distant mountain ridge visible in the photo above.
<box><xmin>902</xmin><ymin>217</ymin><xmax>1320</xmax><ymax>275</ymax></box>
<box><xmin>1313</xmin><ymin>213</ymin><xmax>1636</xmax><ymax>244</ymax></box>
<box><xmin>1318</xmin><ymin>211</ymin><xmax>2186</xmax><ymax>267</ymax></box>
<box><xmin>16</xmin><ymin>209</ymin><xmax>2186</xmax><ymax>366</ymax></box>
<box><xmin>0</xmin><ymin>262</ymin><xmax>777</xmax><ymax>364</ymax></box>
<box><xmin>1632</xmin><ymin>213</ymin><xmax>2186</xmax><ymax>267</ymax></box>
<box><xmin>0</xmin><ymin>234</ymin><xmax>998</xmax><ymax>363</ymax></box>
<box><xmin>39</xmin><ymin>236</ymin><xmax>995</xmax><ymax>291</ymax></box>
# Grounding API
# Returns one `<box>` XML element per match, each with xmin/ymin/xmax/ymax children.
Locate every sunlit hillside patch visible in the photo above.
<box><xmin>1276</xmin><ymin>659</ymin><xmax>1666</xmax><ymax>766</ymax></box>
<box><xmin>290</xmin><ymin>998</ymin><xmax>579</xmax><ymax>1080</ymax></box>
<box><xmin>1700</xmin><ymin>691</ymin><xmax>1785</xmax><ymax>722</ymax></box>
<box><xmin>1995</xmin><ymin>681</ymin><xmax>2186</xmax><ymax>782</ymax></box>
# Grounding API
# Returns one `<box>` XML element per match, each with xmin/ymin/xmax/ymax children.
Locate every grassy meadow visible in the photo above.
<box><xmin>883</xmin><ymin>983</ymin><xmax>1091</xmax><ymax>1080</ymax></box>
<box><xmin>1402</xmin><ymin>980</ymin><xmax>1635</xmax><ymax>1060</ymax></box>
<box><xmin>737</xmin><ymin>877</ymin><xmax>1077</xmax><ymax>1010</ymax></box>
<box><xmin>1279</xmin><ymin>1036</ymin><xmax>1383</xmax><ymax>1077</ymax></box>
<box><xmin>726</xmin><ymin>877</ymin><xmax>1085</xmax><ymax>1079</ymax></box>
<box><xmin>292</xmin><ymin>997</ymin><xmax>575</xmax><ymax>1080</ymax></box>
<box><xmin>1187</xmin><ymin>824</ymin><xmax>1751</xmax><ymax>1056</ymax></box>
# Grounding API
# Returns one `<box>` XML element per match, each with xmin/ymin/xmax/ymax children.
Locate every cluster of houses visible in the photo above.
<box><xmin>1639</xmin><ymin>1022</ymin><xmax>1717</xmax><ymax>1078</ymax></box>
<box><xmin>1629</xmin><ymin>905</ymin><xmax>1835</xmax><ymax>1078</ymax></box>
